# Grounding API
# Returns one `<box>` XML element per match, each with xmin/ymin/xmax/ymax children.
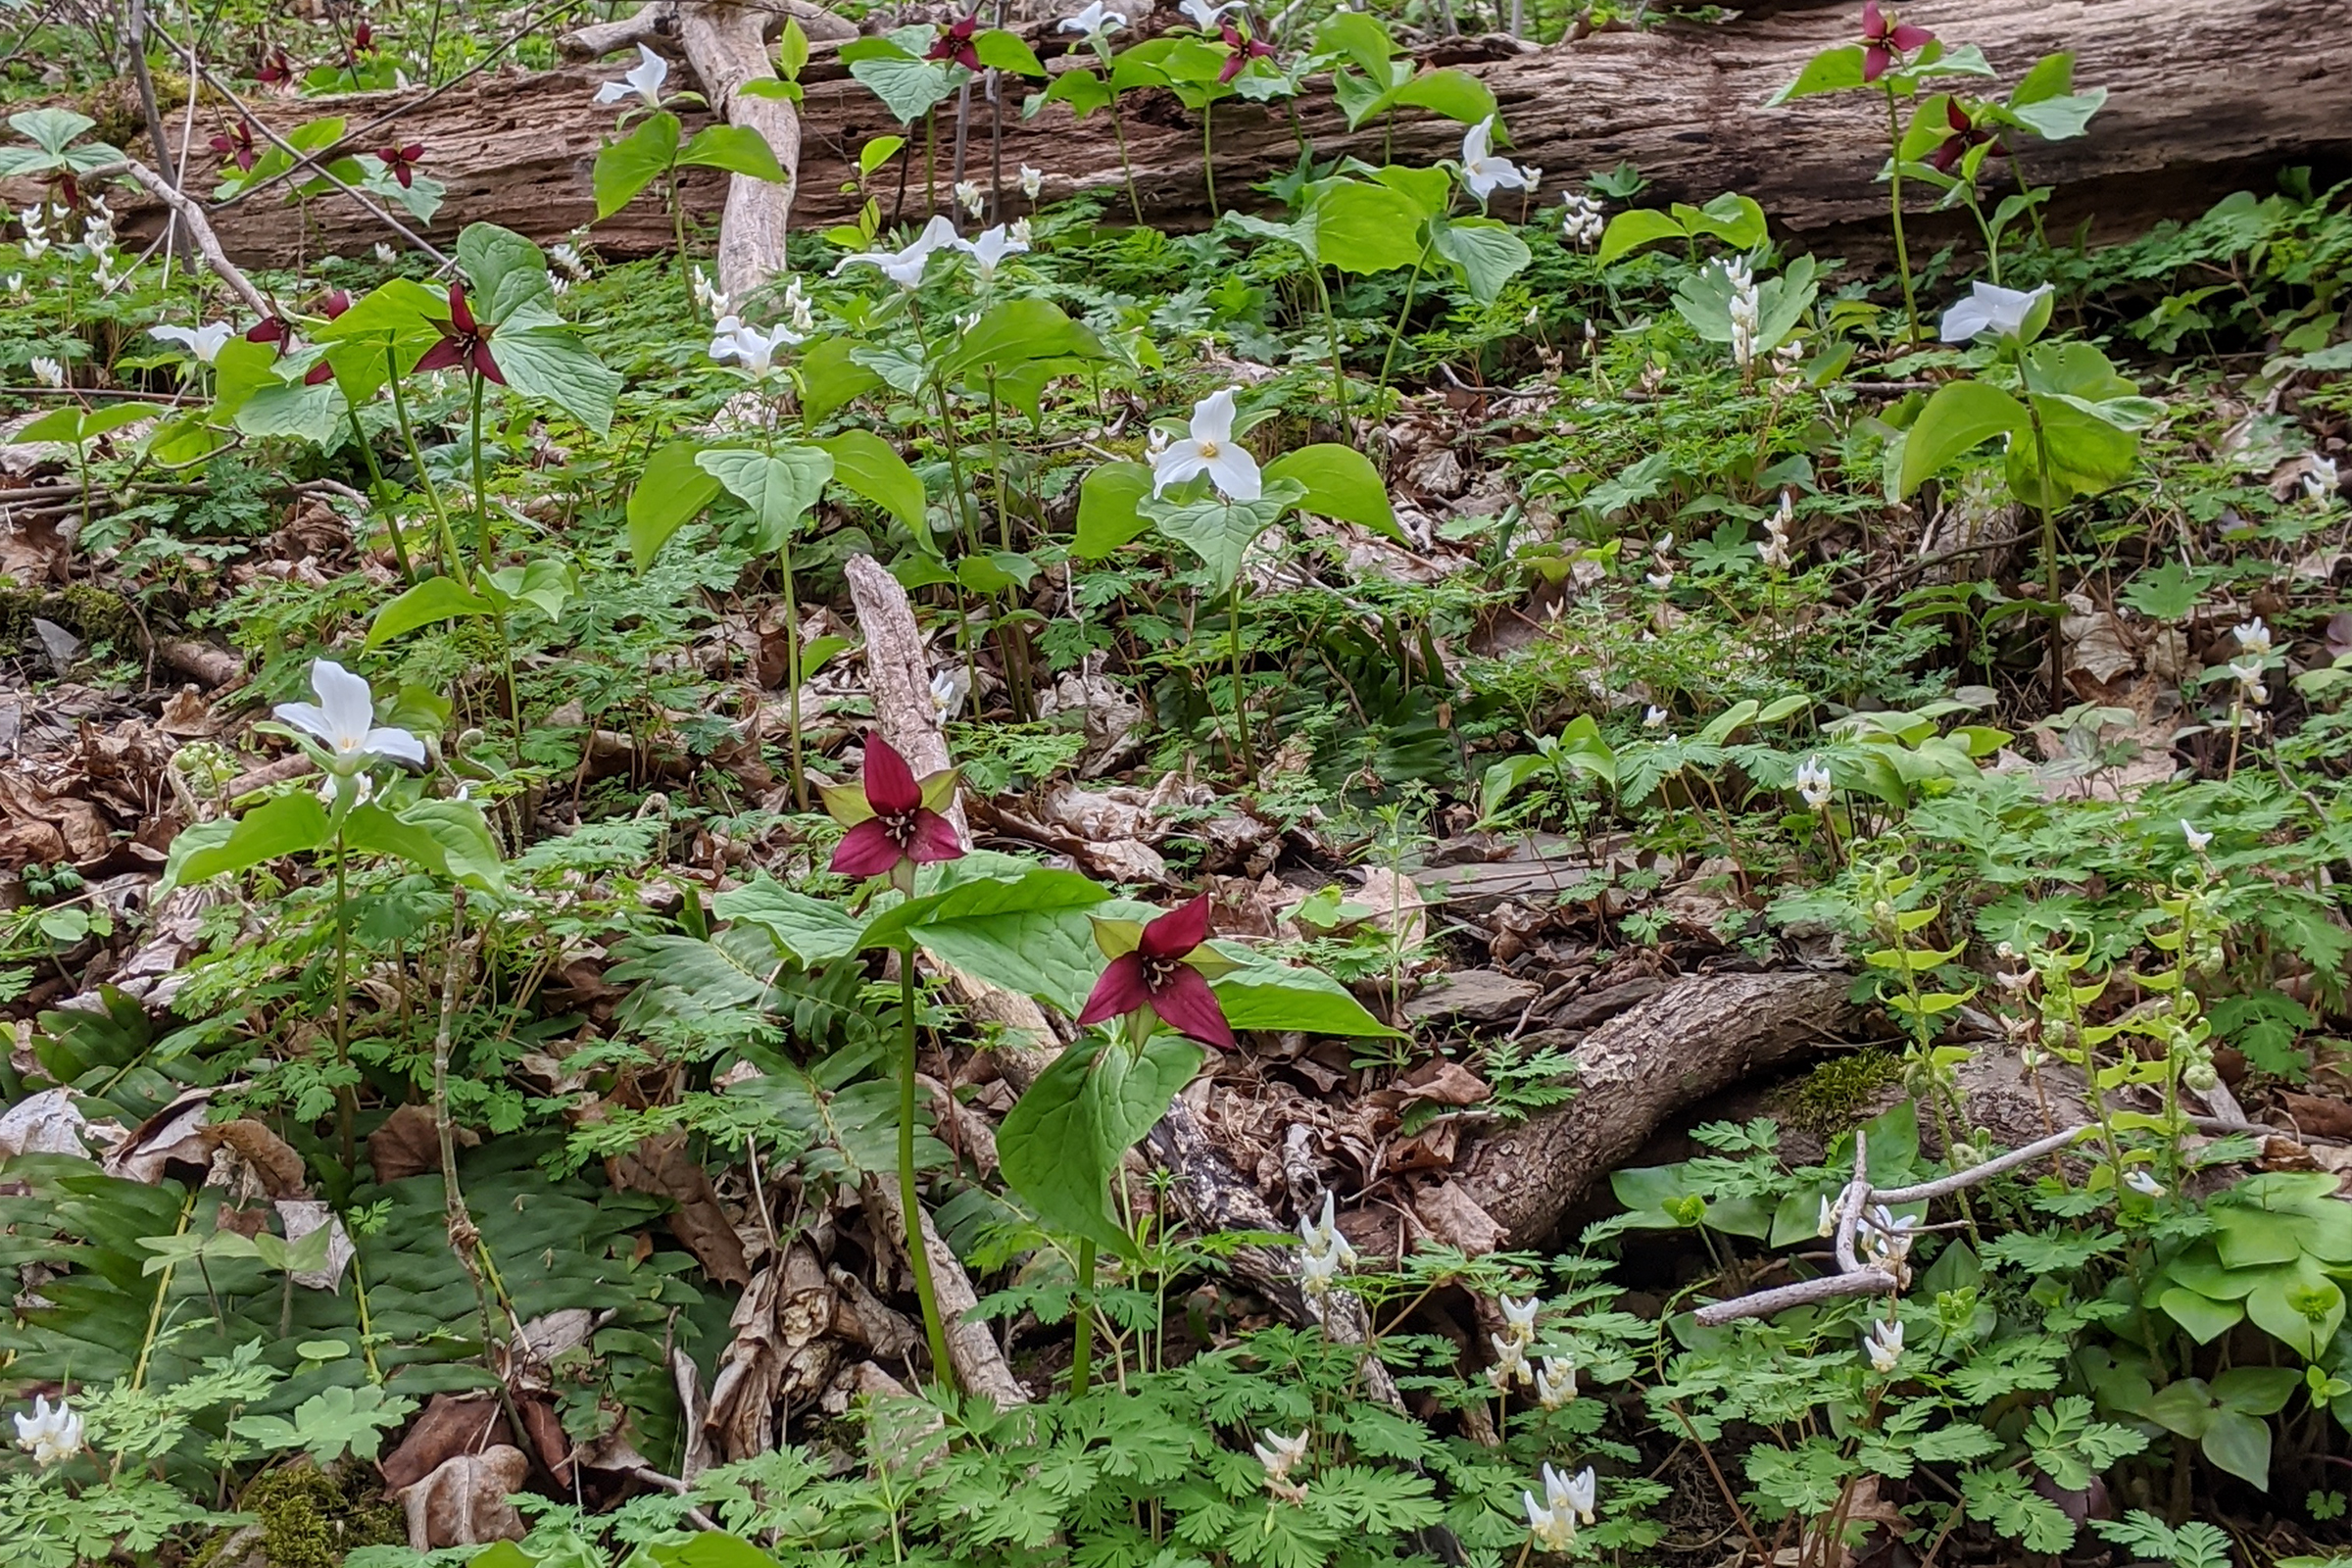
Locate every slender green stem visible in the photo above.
<box><xmin>2022</xmin><ymin>383</ymin><xmax>2064</xmax><ymax>700</ymax></box>
<box><xmin>1070</xmin><ymin>1237</ymin><xmax>1096</xmax><ymax>1395</ymax></box>
<box><xmin>386</xmin><ymin>340</ymin><xmax>458</xmax><ymax>574</ymax></box>
<box><xmin>1306</xmin><ymin>267</ymin><xmax>1348</xmax><ymax>426</ymax></box>
<box><xmin>1109</xmin><ymin>102</ymin><xmax>1146</xmax><ymax>226</ymax></box>
<box><xmin>346</xmin><ymin>407</ymin><xmax>415</xmax><ymax>581</ymax></box>
<box><xmin>779</xmin><ymin>536</ymin><xmax>807</xmax><ymax>809</ymax></box>
<box><xmin>1376</xmin><ymin>236</ymin><xmax>1436</xmax><ymax>402</ymax></box>
<box><xmin>1882</xmin><ymin>84</ymin><xmax>1922</xmax><ymax>344</ymax></box>
<box><xmin>670</xmin><ymin>158</ymin><xmax>689</xmax><ymax>305</ymax></box>
<box><xmin>1200</xmin><ymin>105</ymin><xmax>1218</xmax><ymax>217</ymax></box>
<box><xmin>333</xmin><ymin>844</ymin><xmax>355</xmax><ymax>1170</ymax></box>
<box><xmin>899</xmin><ymin>944</ymin><xmax>953</xmax><ymax>1388</ymax></box>
<box><xmin>467</xmin><ymin>371</ymin><xmax>490</xmax><ymax>568</ymax></box>
<box><xmin>1226</xmin><ymin>579</ymin><xmax>1255</xmax><ymax>780</ymax></box>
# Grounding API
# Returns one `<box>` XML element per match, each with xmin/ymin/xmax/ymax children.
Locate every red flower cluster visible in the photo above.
<box><xmin>256</xmin><ymin>47</ymin><xmax>294</xmax><ymax>85</ymax></box>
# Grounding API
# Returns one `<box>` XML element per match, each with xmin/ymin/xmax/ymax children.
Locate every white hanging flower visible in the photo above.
<box><xmin>1150</xmin><ymin>386</ymin><xmax>1261</xmax><ymax>503</ymax></box>
<box><xmin>710</xmin><ymin>317</ymin><xmax>804</xmax><ymax>377</ymax></box>
<box><xmin>272</xmin><ymin>659</ymin><xmax>426</xmax><ymax>772</ymax></box>
<box><xmin>374</xmin><ymin>241</ymin><xmax>399</xmax><ymax>264</ymax></box>
<box><xmin>2181</xmin><ymin>820</ymin><xmax>2212</xmax><ymax>853</ymax></box>
<box><xmin>1524</xmin><ymin>1489</ymin><xmax>1576</xmax><ymax>1551</ymax></box>
<box><xmin>1019</xmin><ymin>165</ymin><xmax>1044</xmax><ymax>200</ymax></box>
<box><xmin>1298</xmin><ymin>1191</ymin><xmax>1357</xmax><ymax>1269</ymax></box>
<box><xmin>594</xmin><ymin>43</ymin><xmax>669</xmax><ymax>108</ymax></box>
<box><xmin>1252</xmin><ymin>1428</ymin><xmax>1309</xmax><ymax>1482</ymax></box>
<box><xmin>833</xmin><ymin>215</ymin><xmax>961</xmax><ymax>289</ymax></box>
<box><xmin>1497</xmin><ymin>1294</ymin><xmax>1539</xmax><ymax>1345</ymax></box>
<box><xmin>1059</xmin><ymin>0</ymin><xmax>1128</xmax><ymax>36</ymax></box>
<box><xmin>1725</xmin><ymin>257</ymin><xmax>1760</xmax><ymax>373</ymax></box>
<box><xmin>1560</xmin><ymin>190</ymin><xmax>1603</xmax><ymax>248</ymax></box>
<box><xmin>1757</xmin><ymin>489</ymin><xmax>1795</xmax><ymax>571</ymax></box>
<box><xmin>1644</xmin><ymin>565</ymin><xmax>1674</xmax><ymax>589</ymax></box>
<box><xmin>18</xmin><ymin>206</ymin><xmax>47</xmax><ymax>262</ymax></box>
<box><xmin>1487</xmin><ymin>1334</ymin><xmax>1532</xmax><ymax>1390</ymax></box>
<box><xmin>149</xmin><ymin>320</ymin><xmax>235</xmax><ymax>365</ymax></box>
<box><xmin>930</xmin><ymin>665</ymin><xmax>970</xmax><ymax>719</ymax></box>
<box><xmin>29</xmin><ymin>355</ymin><xmax>65</xmax><ymax>388</ymax></box>
<box><xmin>2124</xmin><ymin>1168</ymin><xmax>2165</xmax><ymax>1198</ymax></box>
<box><xmin>1548</xmin><ymin>1464</ymin><xmax>1596</xmax><ymax>1527</ymax></box>
<box><xmin>13</xmin><ymin>1396</ymin><xmax>80</xmax><ymax>1466</ymax></box>
<box><xmin>1794</xmin><ymin>756</ymin><xmax>1833</xmax><ymax>810</ymax></box>
<box><xmin>1535</xmin><ymin>1356</ymin><xmax>1577</xmax><ymax>1409</ymax></box>
<box><xmin>1865</xmin><ymin>1318</ymin><xmax>1903</xmax><ymax>1373</ymax></box>
<box><xmin>1642</xmin><ymin>705</ymin><xmax>1668</xmax><ymax>728</ymax></box>
<box><xmin>781</xmin><ymin>274</ymin><xmax>816</xmax><ymax>334</ymax></box>
<box><xmin>691</xmin><ymin>263</ymin><xmax>730</xmax><ymax>319</ymax></box>
<box><xmin>955</xmin><ymin>179</ymin><xmax>987</xmax><ymax>219</ymax></box>
<box><xmin>2303</xmin><ymin>455</ymin><xmax>2340</xmax><ymax>505</ymax></box>
<box><xmin>959</xmin><ymin>221</ymin><xmax>1029</xmax><ymax>279</ymax></box>
<box><xmin>318</xmin><ymin>769</ymin><xmax>376</xmax><ymax>808</ymax></box>
<box><xmin>1008</xmin><ymin>216</ymin><xmax>1032</xmax><ymax>248</ymax></box>
<box><xmin>2230</xmin><ymin>658</ymin><xmax>2269</xmax><ymax>706</ymax></box>
<box><xmin>1458</xmin><ymin>117</ymin><xmax>1535</xmax><ymax>204</ymax></box>
<box><xmin>1816</xmin><ymin>1192</ymin><xmax>1839</xmax><ymax>1239</ymax></box>
<box><xmin>1938</xmin><ymin>280</ymin><xmax>2052</xmax><ymax>343</ymax></box>
<box><xmin>2233</xmin><ymin>617</ymin><xmax>2272</xmax><ymax>659</ymax></box>
<box><xmin>1299</xmin><ymin>1247</ymin><xmax>1343</xmax><ymax>1298</ymax></box>
<box><xmin>1179</xmin><ymin>0</ymin><xmax>1239</xmax><ymax>26</ymax></box>
<box><xmin>549</xmin><ymin>240</ymin><xmax>589</xmax><ymax>280</ymax></box>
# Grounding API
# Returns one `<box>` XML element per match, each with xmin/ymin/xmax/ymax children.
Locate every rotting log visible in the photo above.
<box><xmin>1453</xmin><ymin>970</ymin><xmax>1860</xmax><ymax>1247</ymax></box>
<box><xmin>91</xmin><ymin>0</ymin><xmax>2352</xmax><ymax>273</ymax></box>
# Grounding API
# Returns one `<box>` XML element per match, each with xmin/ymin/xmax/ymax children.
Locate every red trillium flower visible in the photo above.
<box><xmin>256</xmin><ymin>47</ymin><xmax>293</xmax><ymax>84</ymax></box>
<box><xmin>1926</xmin><ymin>99</ymin><xmax>2001</xmax><ymax>174</ymax></box>
<box><xmin>1076</xmin><ymin>896</ymin><xmax>1238</xmax><ymax>1050</ymax></box>
<box><xmin>377</xmin><ymin>142</ymin><xmax>423</xmax><ymax>188</ymax></box>
<box><xmin>245</xmin><ymin>314</ymin><xmax>291</xmax><ymax>347</ymax></box>
<box><xmin>352</xmin><ymin>19</ymin><xmax>375</xmax><ymax>53</ymax></box>
<box><xmin>1216</xmin><ymin>24</ymin><xmax>1273</xmax><ymax>84</ymax></box>
<box><xmin>1859</xmin><ymin>1</ymin><xmax>1932</xmax><ymax>83</ymax></box>
<box><xmin>210</xmin><ymin>120</ymin><xmax>258</xmax><ymax>172</ymax></box>
<box><xmin>926</xmin><ymin>14</ymin><xmax>982</xmax><ymax>72</ymax></box>
<box><xmin>415</xmin><ymin>281</ymin><xmax>505</xmax><ymax>383</ymax></box>
<box><xmin>823</xmin><ymin>731</ymin><xmax>963</xmax><ymax>891</ymax></box>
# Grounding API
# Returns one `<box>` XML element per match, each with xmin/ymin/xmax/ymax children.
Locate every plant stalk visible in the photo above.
<box><xmin>899</xmin><ymin>942</ymin><xmax>953</xmax><ymax>1386</ymax></box>
<box><xmin>1070</xmin><ymin>1237</ymin><xmax>1096</xmax><ymax>1395</ymax></box>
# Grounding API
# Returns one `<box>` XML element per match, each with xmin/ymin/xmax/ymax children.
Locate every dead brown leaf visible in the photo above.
<box><xmin>608</xmin><ymin>1133</ymin><xmax>753</xmax><ymax>1289</ymax></box>
<box><xmin>396</xmin><ymin>1444</ymin><xmax>530</xmax><ymax>1550</ymax></box>
<box><xmin>369</xmin><ymin>1102</ymin><xmax>470</xmax><ymax>1183</ymax></box>
<box><xmin>379</xmin><ymin>1394</ymin><xmax>514</xmax><ymax>1493</ymax></box>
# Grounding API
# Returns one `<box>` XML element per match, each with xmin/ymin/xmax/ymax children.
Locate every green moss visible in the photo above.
<box><xmin>1774</xmin><ymin>1050</ymin><xmax>1901</xmax><ymax>1138</ymax></box>
<box><xmin>0</xmin><ymin>582</ymin><xmax>135</xmax><ymax>651</ymax></box>
<box><xmin>197</xmin><ymin>1462</ymin><xmax>405</xmax><ymax>1568</ymax></box>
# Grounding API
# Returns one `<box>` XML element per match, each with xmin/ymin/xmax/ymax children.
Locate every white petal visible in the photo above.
<box><xmin>1205</xmin><ymin>444</ymin><xmax>1261</xmax><ymax>503</ymax></box>
<box><xmin>272</xmin><ymin>701</ymin><xmax>334</xmax><ymax>744</ymax></box>
<box><xmin>1190</xmin><ymin>386</ymin><xmax>1240</xmax><ymax>447</ymax></box>
<box><xmin>1937</xmin><ymin>298</ymin><xmax>1993</xmax><ymax>342</ymax></box>
<box><xmin>593</xmin><ymin>79</ymin><xmax>630</xmax><ymax>104</ymax></box>
<box><xmin>1462</xmin><ymin>116</ymin><xmax>1494</xmax><ymax>168</ymax></box>
<box><xmin>364</xmin><ymin>726</ymin><xmax>428</xmax><ymax>766</ymax></box>
<box><xmin>1152</xmin><ymin>448</ymin><xmax>1211</xmax><ymax>498</ymax></box>
<box><xmin>310</xmin><ymin>659</ymin><xmax>375</xmax><ymax>747</ymax></box>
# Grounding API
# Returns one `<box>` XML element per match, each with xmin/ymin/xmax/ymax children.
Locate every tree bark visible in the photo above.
<box><xmin>1452</xmin><ymin>970</ymin><xmax>1860</xmax><ymax>1246</ymax></box>
<box><xmin>674</xmin><ymin>0</ymin><xmax>806</xmax><ymax>305</ymax></box>
<box><xmin>91</xmin><ymin>0</ymin><xmax>2352</xmax><ymax>270</ymax></box>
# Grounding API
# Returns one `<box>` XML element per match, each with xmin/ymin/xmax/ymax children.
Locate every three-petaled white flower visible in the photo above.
<box><xmin>273</xmin><ymin>659</ymin><xmax>426</xmax><ymax>773</ymax></box>
<box><xmin>2181</xmin><ymin>820</ymin><xmax>2213</xmax><ymax>853</ymax></box>
<box><xmin>1794</xmin><ymin>756</ymin><xmax>1833</xmax><ymax>810</ymax></box>
<box><xmin>1253</xmin><ymin>1427</ymin><xmax>1309</xmax><ymax>1481</ymax></box>
<box><xmin>594</xmin><ymin>43</ymin><xmax>669</xmax><ymax>108</ymax></box>
<box><xmin>1864</xmin><ymin>1318</ymin><xmax>1903</xmax><ymax>1373</ymax></box>
<box><xmin>1938</xmin><ymin>281</ymin><xmax>2052</xmax><ymax>344</ymax></box>
<box><xmin>2125</xmin><ymin>1168</ymin><xmax>2165</xmax><ymax>1198</ymax></box>
<box><xmin>1059</xmin><ymin>0</ymin><xmax>1127</xmax><ymax>36</ymax></box>
<box><xmin>960</xmin><ymin>221</ymin><xmax>1029</xmax><ymax>279</ymax></box>
<box><xmin>1459</xmin><ymin>117</ymin><xmax>1536</xmax><ymax>204</ymax></box>
<box><xmin>150</xmin><ymin>320</ymin><xmax>234</xmax><ymax>364</ymax></box>
<box><xmin>1150</xmin><ymin>386</ymin><xmax>1260</xmax><ymax>503</ymax></box>
<box><xmin>833</xmin><ymin>215</ymin><xmax>961</xmax><ymax>289</ymax></box>
<box><xmin>710</xmin><ymin>316</ymin><xmax>804</xmax><ymax>377</ymax></box>
<box><xmin>14</xmin><ymin>1396</ymin><xmax>81</xmax><ymax>1466</ymax></box>
<box><xmin>1535</xmin><ymin>1355</ymin><xmax>1577</xmax><ymax>1409</ymax></box>
<box><xmin>1019</xmin><ymin>165</ymin><xmax>1044</xmax><ymax>200</ymax></box>
<box><xmin>1179</xmin><ymin>0</ymin><xmax>1240</xmax><ymax>26</ymax></box>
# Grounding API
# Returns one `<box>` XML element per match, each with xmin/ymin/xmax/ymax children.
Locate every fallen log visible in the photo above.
<box><xmin>1453</xmin><ymin>969</ymin><xmax>1860</xmax><ymax>1246</ymax></box>
<box><xmin>97</xmin><ymin>0</ymin><xmax>2352</xmax><ymax>271</ymax></box>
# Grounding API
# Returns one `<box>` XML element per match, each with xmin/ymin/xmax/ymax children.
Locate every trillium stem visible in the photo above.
<box><xmin>1109</xmin><ymin>102</ymin><xmax>1145</xmax><ymax>226</ymax></box>
<box><xmin>346</xmin><ymin>407</ymin><xmax>416</xmax><ymax>582</ymax></box>
<box><xmin>1376</xmin><ymin>234</ymin><xmax>1437</xmax><ymax>404</ymax></box>
<box><xmin>779</xmin><ymin>536</ymin><xmax>808</xmax><ymax>809</ymax></box>
<box><xmin>1200</xmin><ymin>107</ymin><xmax>1218</xmax><ymax>218</ymax></box>
<box><xmin>467</xmin><ymin>370</ymin><xmax>490</xmax><ymax>568</ymax></box>
<box><xmin>1070</xmin><ymin>1237</ymin><xmax>1096</xmax><ymax>1395</ymax></box>
<box><xmin>898</xmin><ymin>941</ymin><xmax>954</xmax><ymax>1388</ymax></box>
<box><xmin>1881</xmin><ymin>84</ymin><xmax>1923</xmax><ymax>344</ymax></box>
<box><xmin>1306</xmin><ymin>266</ymin><xmax>1349</xmax><ymax>427</ymax></box>
<box><xmin>1226</xmin><ymin>579</ymin><xmax>1256</xmax><ymax>779</ymax></box>
<box><xmin>385</xmin><ymin>338</ymin><xmax>458</xmax><ymax>575</ymax></box>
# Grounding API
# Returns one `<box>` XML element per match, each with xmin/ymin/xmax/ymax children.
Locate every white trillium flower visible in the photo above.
<box><xmin>833</xmin><ymin>215</ymin><xmax>961</xmax><ymax>289</ymax></box>
<box><xmin>13</xmin><ymin>1396</ymin><xmax>80</xmax><ymax>1466</ymax></box>
<box><xmin>1019</xmin><ymin>164</ymin><xmax>1044</xmax><ymax>200</ymax></box>
<box><xmin>960</xmin><ymin>221</ymin><xmax>1030</xmax><ymax>279</ymax></box>
<box><xmin>594</xmin><ymin>44</ymin><xmax>670</xmax><ymax>108</ymax></box>
<box><xmin>150</xmin><ymin>320</ymin><xmax>234</xmax><ymax>364</ymax></box>
<box><xmin>273</xmin><ymin>659</ymin><xmax>426</xmax><ymax>772</ymax></box>
<box><xmin>1794</xmin><ymin>756</ymin><xmax>1833</xmax><ymax>810</ymax></box>
<box><xmin>1151</xmin><ymin>386</ymin><xmax>1260</xmax><ymax>503</ymax></box>
<box><xmin>1535</xmin><ymin>1356</ymin><xmax>1577</xmax><ymax>1409</ymax></box>
<box><xmin>710</xmin><ymin>317</ymin><xmax>803</xmax><ymax>377</ymax></box>
<box><xmin>1865</xmin><ymin>1318</ymin><xmax>1903</xmax><ymax>1373</ymax></box>
<box><xmin>1179</xmin><ymin>0</ymin><xmax>1240</xmax><ymax>25</ymax></box>
<box><xmin>1059</xmin><ymin>0</ymin><xmax>1127</xmax><ymax>36</ymax></box>
<box><xmin>2181</xmin><ymin>820</ymin><xmax>2213</xmax><ymax>852</ymax></box>
<box><xmin>955</xmin><ymin>179</ymin><xmax>986</xmax><ymax>219</ymax></box>
<box><xmin>1459</xmin><ymin>116</ymin><xmax>1535</xmax><ymax>204</ymax></box>
<box><xmin>2125</xmin><ymin>1168</ymin><xmax>2165</xmax><ymax>1198</ymax></box>
<box><xmin>2233</xmin><ymin>617</ymin><xmax>2272</xmax><ymax>659</ymax></box>
<box><xmin>1253</xmin><ymin>1427</ymin><xmax>1310</xmax><ymax>1481</ymax></box>
<box><xmin>1938</xmin><ymin>280</ymin><xmax>2053</xmax><ymax>344</ymax></box>
<box><xmin>29</xmin><ymin>355</ymin><xmax>65</xmax><ymax>388</ymax></box>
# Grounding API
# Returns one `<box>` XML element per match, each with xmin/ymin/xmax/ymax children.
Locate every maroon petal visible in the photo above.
<box><xmin>237</xmin><ymin>148</ymin><xmax>257</xmax><ymax>171</ymax></box>
<box><xmin>1077</xmin><ymin>954</ymin><xmax>1152</xmax><ymax>1027</ymax></box>
<box><xmin>830</xmin><ymin>818</ymin><xmax>907</xmax><ymax>878</ymax></box>
<box><xmin>906</xmin><ymin>808</ymin><xmax>964</xmax><ymax>864</ymax></box>
<box><xmin>1139</xmin><ymin>895</ymin><xmax>1212</xmax><ymax>962</ymax></box>
<box><xmin>1862</xmin><ymin>42</ymin><xmax>1890</xmax><ymax>81</ymax></box>
<box><xmin>414</xmin><ymin>338</ymin><xmax>465</xmax><ymax>373</ymax></box>
<box><xmin>1927</xmin><ymin>139</ymin><xmax>1961</xmax><ymax>173</ymax></box>
<box><xmin>304</xmin><ymin>360</ymin><xmax>335</xmax><ymax>385</ymax></box>
<box><xmin>1218</xmin><ymin>53</ymin><xmax>1243</xmax><ymax>83</ymax></box>
<box><xmin>1889</xmin><ymin>23</ymin><xmax>1932</xmax><ymax>49</ymax></box>
<box><xmin>859</xmin><ymin>731</ymin><xmax>922</xmax><ymax>815</ymax></box>
<box><xmin>1946</xmin><ymin>100</ymin><xmax>1971</xmax><ymax>131</ymax></box>
<box><xmin>393</xmin><ymin>164</ymin><xmax>414</xmax><ymax>188</ymax></box>
<box><xmin>447</xmin><ymin>283</ymin><xmax>476</xmax><ymax>335</ymax></box>
<box><xmin>320</xmin><ymin>289</ymin><xmax>351</xmax><ymax>318</ymax></box>
<box><xmin>246</xmin><ymin>317</ymin><xmax>288</xmax><ymax>346</ymax></box>
<box><xmin>1859</xmin><ymin>0</ymin><xmax>1886</xmax><ymax>41</ymax></box>
<box><xmin>471</xmin><ymin>341</ymin><xmax>506</xmax><ymax>386</ymax></box>
<box><xmin>1150</xmin><ymin>964</ymin><xmax>1236</xmax><ymax>1050</ymax></box>
<box><xmin>210</xmin><ymin>134</ymin><xmax>233</xmax><ymax>155</ymax></box>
